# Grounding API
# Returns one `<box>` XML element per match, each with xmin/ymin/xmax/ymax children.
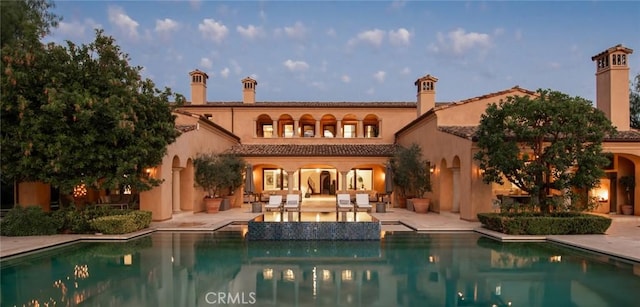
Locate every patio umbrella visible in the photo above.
<box><xmin>245</xmin><ymin>164</ymin><xmax>255</xmax><ymax>197</ymax></box>
<box><xmin>385</xmin><ymin>163</ymin><xmax>394</xmax><ymax>196</ymax></box>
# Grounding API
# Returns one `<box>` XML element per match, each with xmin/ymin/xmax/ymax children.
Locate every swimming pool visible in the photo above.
<box><xmin>1</xmin><ymin>231</ymin><xmax>638</xmax><ymax>306</ymax></box>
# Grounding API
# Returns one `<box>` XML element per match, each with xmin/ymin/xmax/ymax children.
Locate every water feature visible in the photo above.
<box><xmin>1</xmin><ymin>231</ymin><xmax>639</xmax><ymax>306</ymax></box>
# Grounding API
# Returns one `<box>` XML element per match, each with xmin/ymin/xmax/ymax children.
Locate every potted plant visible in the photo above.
<box><xmin>194</xmin><ymin>153</ymin><xmax>246</xmax><ymax>213</ymax></box>
<box><xmin>619</xmin><ymin>175</ymin><xmax>635</xmax><ymax>215</ymax></box>
<box><xmin>390</xmin><ymin>143</ymin><xmax>432</xmax><ymax>213</ymax></box>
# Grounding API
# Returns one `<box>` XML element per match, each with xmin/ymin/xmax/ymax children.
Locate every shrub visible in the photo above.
<box><xmin>0</xmin><ymin>206</ymin><xmax>59</xmax><ymax>236</ymax></box>
<box><xmin>477</xmin><ymin>212</ymin><xmax>612</xmax><ymax>235</ymax></box>
<box><xmin>129</xmin><ymin>210</ymin><xmax>152</xmax><ymax>230</ymax></box>
<box><xmin>90</xmin><ymin>215</ymin><xmax>139</xmax><ymax>234</ymax></box>
<box><xmin>89</xmin><ymin>210</ymin><xmax>153</xmax><ymax>234</ymax></box>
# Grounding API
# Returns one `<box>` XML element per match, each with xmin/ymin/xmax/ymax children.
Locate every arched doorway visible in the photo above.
<box><xmin>320</xmin><ymin>171</ymin><xmax>331</xmax><ymax>195</ymax></box>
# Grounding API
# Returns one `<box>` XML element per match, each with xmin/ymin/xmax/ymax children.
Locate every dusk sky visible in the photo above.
<box><xmin>46</xmin><ymin>1</ymin><xmax>640</xmax><ymax>103</ymax></box>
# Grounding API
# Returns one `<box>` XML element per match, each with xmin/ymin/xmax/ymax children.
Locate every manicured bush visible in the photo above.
<box><xmin>0</xmin><ymin>206</ymin><xmax>60</xmax><ymax>236</ymax></box>
<box><xmin>477</xmin><ymin>212</ymin><xmax>612</xmax><ymax>235</ymax></box>
<box><xmin>129</xmin><ymin>210</ymin><xmax>152</xmax><ymax>230</ymax></box>
<box><xmin>89</xmin><ymin>210</ymin><xmax>153</xmax><ymax>234</ymax></box>
<box><xmin>90</xmin><ymin>215</ymin><xmax>139</xmax><ymax>234</ymax></box>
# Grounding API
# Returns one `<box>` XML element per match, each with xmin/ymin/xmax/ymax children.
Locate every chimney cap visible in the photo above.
<box><xmin>241</xmin><ymin>76</ymin><xmax>257</xmax><ymax>85</ymax></box>
<box><xmin>414</xmin><ymin>74</ymin><xmax>438</xmax><ymax>85</ymax></box>
<box><xmin>591</xmin><ymin>44</ymin><xmax>634</xmax><ymax>61</ymax></box>
<box><xmin>189</xmin><ymin>69</ymin><xmax>209</xmax><ymax>79</ymax></box>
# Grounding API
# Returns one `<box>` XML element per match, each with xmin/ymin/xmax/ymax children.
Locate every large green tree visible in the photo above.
<box><xmin>473</xmin><ymin>89</ymin><xmax>616</xmax><ymax>213</ymax></box>
<box><xmin>2</xmin><ymin>15</ymin><xmax>183</xmax><ymax>193</ymax></box>
<box><xmin>631</xmin><ymin>73</ymin><xmax>640</xmax><ymax>129</ymax></box>
<box><xmin>1</xmin><ymin>0</ymin><xmax>60</xmax><ymax>48</ymax></box>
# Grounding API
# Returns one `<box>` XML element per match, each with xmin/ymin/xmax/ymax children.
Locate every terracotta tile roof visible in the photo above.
<box><xmin>434</xmin><ymin>86</ymin><xmax>537</xmax><ymax>112</ymax></box>
<box><xmin>183</xmin><ymin>101</ymin><xmax>416</xmax><ymax>108</ymax></box>
<box><xmin>175</xmin><ymin>125</ymin><xmax>197</xmax><ymax>133</ymax></box>
<box><xmin>438</xmin><ymin>126</ymin><xmax>478</xmax><ymax>140</ymax></box>
<box><xmin>227</xmin><ymin>144</ymin><xmax>397</xmax><ymax>157</ymax></box>
<box><xmin>438</xmin><ymin>126</ymin><xmax>640</xmax><ymax>142</ymax></box>
<box><xmin>605</xmin><ymin>130</ymin><xmax>640</xmax><ymax>141</ymax></box>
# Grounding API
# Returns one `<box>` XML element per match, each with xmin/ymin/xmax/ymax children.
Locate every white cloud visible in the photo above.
<box><xmin>200</xmin><ymin>57</ymin><xmax>213</xmax><ymax>69</ymax></box>
<box><xmin>155</xmin><ymin>18</ymin><xmax>179</xmax><ymax>33</ymax></box>
<box><xmin>326</xmin><ymin>28</ymin><xmax>336</xmax><ymax>37</ymax></box>
<box><xmin>107</xmin><ymin>6</ymin><xmax>139</xmax><ymax>39</ymax></box>
<box><xmin>199</xmin><ymin>19</ymin><xmax>228</xmax><ymax>43</ymax></box>
<box><xmin>373</xmin><ymin>71</ymin><xmax>386</xmax><ymax>83</ymax></box>
<box><xmin>220</xmin><ymin>67</ymin><xmax>230</xmax><ymax>78</ymax></box>
<box><xmin>400</xmin><ymin>67</ymin><xmax>411</xmax><ymax>75</ymax></box>
<box><xmin>284</xmin><ymin>22</ymin><xmax>307</xmax><ymax>40</ymax></box>
<box><xmin>57</xmin><ymin>19</ymin><xmax>101</xmax><ymax>38</ymax></box>
<box><xmin>341</xmin><ymin>75</ymin><xmax>351</xmax><ymax>83</ymax></box>
<box><xmin>389</xmin><ymin>28</ymin><xmax>411</xmax><ymax>46</ymax></box>
<box><xmin>430</xmin><ymin>28</ymin><xmax>491</xmax><ymax>55</ymax></box>
<box><xmin>348</xmin><ymin>29</ymin><xmax>385</xmax><ymax>48</ymax></box>
<box><xmin>237</xmin><ymin>24</ymin><xmax>265</xmax><ymax>40</ymax></box>
<box><xmin>283</xmin><ymin>59</ymin><xmax>309</xmax><ymax>72</ymax></box>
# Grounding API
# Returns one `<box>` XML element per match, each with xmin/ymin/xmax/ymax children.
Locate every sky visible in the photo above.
<box><xmin>46</xmin><ymin>0</ymin><xmax>640</xmax><ymax>103</ymax></box>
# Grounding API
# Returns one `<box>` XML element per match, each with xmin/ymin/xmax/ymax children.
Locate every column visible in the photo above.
<box><xmin>272</xmin><ymin>120</ymin><xmax>278</xmax><ymax>138</ymax></box>
<box><xmin>376</xmin><ymin>120</ymin><xmax>382</xmax><ymax>138</ymax></box>
<box><xmin>340</xmin><ymin>171</ymin><xmax>349</xmax><ymax>191</ymax></box>
<box><xmin>286</xmin><ymin>170</ymin><xmax>297</xmax><ymax>193</ymax></box>
<box><xmin>358</xmin><ymin>120</ymin><xmax>364</xmax><ymax>138</ymax></box>
<box><xmin>172</xmin><ymin>168</ymin><xmax>182</xmax><ymax>212</ymax></box>
<box><xmin>253</xmin><ymin>120</ymin><xmax>257</xmax><ymax>138</ymax></box>
<box><xmin>452</xmin><ymin>168</ymin><xmax>460</xmax><ymax>213</ymax></box>
<box><xmin>315</xmin><ymin>121</ymin><xmax>321</xmax><ymax>138</ymax></box>
<box><xmin>294</xmin><ymin>120</ymin><xmax>299</xmax><ymax>137</ymax></box>
<box><xmin>336</xmin><ymin>120</ymin><xmax>342</xmax><ymax>138</ymax></box>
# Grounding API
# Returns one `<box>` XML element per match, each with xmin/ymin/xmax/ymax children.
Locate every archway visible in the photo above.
<box><xmin>439</xmin><ymin>159</ymin><xmax>453</xmax><ymax>212</ymax></box>
<box><xmin>451</xmin><ymin>156</ymin><xmax>461</xmax><ymax>213</ymax></box>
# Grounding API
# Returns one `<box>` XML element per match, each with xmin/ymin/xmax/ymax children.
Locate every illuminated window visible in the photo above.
<box><xmin>283</xmin><ymin>124</ymin><xmax>294</xmax><ymax>138</ymax></box>
<box><xmin>343</xmin><ymin>124</ymin><xmax>356</xmax><ymax>138</ymax></box>
<box><xmin>262</xmin><ymin>124</ymin><xmax>273</xmax><ymax>138</ymax></box>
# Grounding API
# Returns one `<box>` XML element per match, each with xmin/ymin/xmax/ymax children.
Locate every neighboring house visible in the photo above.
<box><xmin>17</xmin><ymin>45</ymin><xmax>639</xmax><ymax>221</ymax></box>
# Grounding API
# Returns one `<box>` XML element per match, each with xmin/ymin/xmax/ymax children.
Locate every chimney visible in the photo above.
<box><xmin>242</xmin><ymin>77</ymin><xmax>258</xmax><ymax>104</ymax></box>
<box><xmin>415</xmin><ymin>74</ymin><xmax>438</xmax><ymax>117</ymax></box>
<box><xmin>591</xmin><ymin>44</ymin><xmax>634</xmax><ymax>131</ymax></box>
<box><xmin>189</xmin><ymin>69</ymin><xmax>208</xmax><ymax>105</ymax></box>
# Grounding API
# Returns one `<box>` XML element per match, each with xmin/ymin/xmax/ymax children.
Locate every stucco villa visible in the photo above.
<box><xmin>15</xmin><ymin>44</ymin><xmax>640</xmax><ymax>221</ymax></box>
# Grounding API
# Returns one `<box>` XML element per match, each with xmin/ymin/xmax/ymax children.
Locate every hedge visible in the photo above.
<box><xmin>477</xmin><ymin>212</ymin><xmax>612</xmax><ymax>235</ymax></box>
<box><xmin>0</xmin><ymin>205</ymin><xmax>153</xmax><ymax>236</ymax></box>
<box><xmin>89</xmin><ymin>211</ymin><xmax>152</xmax><ymax>235</ymax></box>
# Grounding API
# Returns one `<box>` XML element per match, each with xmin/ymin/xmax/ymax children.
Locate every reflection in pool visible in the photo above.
<box><xmin>1</xmin><ymin>232</ymin><xmax>639</xmax><ymax>306</ymax></box>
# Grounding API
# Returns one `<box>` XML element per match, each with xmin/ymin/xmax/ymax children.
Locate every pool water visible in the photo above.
<box><xmin>1</xmin><ymin>232</ymin><xmax>639</xmax><ymax>307</ymax></box>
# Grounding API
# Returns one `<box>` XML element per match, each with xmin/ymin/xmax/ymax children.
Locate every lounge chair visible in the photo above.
<box><xmin>283</xmin><ymin>194</ymin><xmax>301</xmax><ymax>212</ymax></box>
<box><xmin>265</xmin><ymin>195</ymin><xmax>283</xmax><ymax>212</ymax></box>
<box><xmin>336</xmin><ymin>193</ymin><xmax>354</xmax><ymax>212</ymax></box>
<box><xmin>355</xmin><ymin>194</ymin><xmax>372</xmax><ymax>212</ymax></box>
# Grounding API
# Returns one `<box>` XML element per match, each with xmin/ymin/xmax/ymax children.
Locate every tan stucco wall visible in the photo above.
<box><xmin>396</xmin><ymin>116</ymin><xmax>492</xmax><ymax>220</ymax></box>
<box><xmin>435</xmin><ymin>88</ymin><xmax>533</xmax><ymax>126</ymax></box>
<box><xmin>141</xmin><ymin>113</ymin><xmax>240</xmax><ymax>221</ymax></box>
<box><xmin>178</xmin><ymin>105</ymin><xmax>416</xmax><ymax>144</ymax></box>
<box><xmin>17</xmin><ymin>182</ymin><xmax>51</xmax><ymax>211</ymax></box>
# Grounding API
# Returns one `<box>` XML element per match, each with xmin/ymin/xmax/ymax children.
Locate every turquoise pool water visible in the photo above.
<box><xmin>1</xmin><ymin>231</ymin><xmax>639</xmax><ymax>307</ymax></box>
